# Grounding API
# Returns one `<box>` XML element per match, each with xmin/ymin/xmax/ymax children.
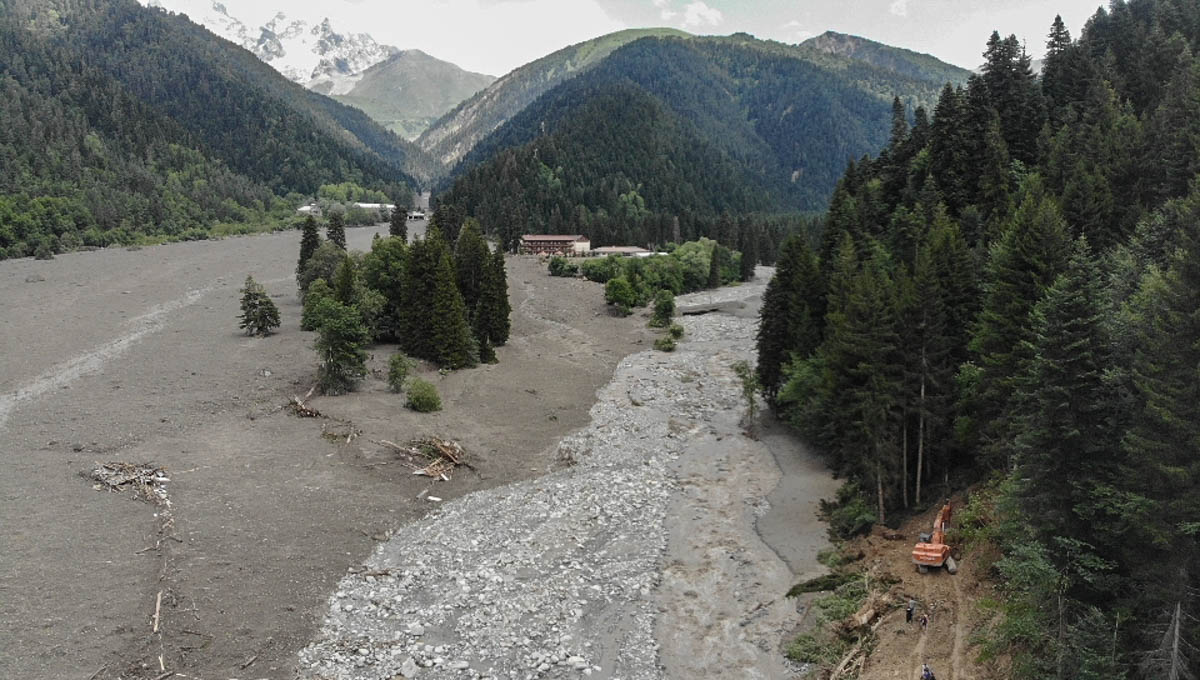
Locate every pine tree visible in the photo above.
<box><xmin>930</xmin><ymin>84</ymin><xmax>972</xmax><ymax>215</ymax></box>
<box><xmin>333</xmin><ymin>255</ymin><xmax>356</xmax><ymax>307</ymax></box>
<box><xmin>1042</xmin><ymin>15</ymin><xmax>1075</xmax><ymax>113</ymax></box>
<box><xmin>327</xmin><ymin>211</ymin><xmax>346</xmax><ymax>250</ymax></box>
<box><xmin>297</xmin><ymin>215</ymin><xmax>321</xmax><ymax>279</ymax></box>
<box><xmin>238</xmin><ymin>275</ymin><xmax>281</xmax><ymax>336</ymax></box>
<box><xmin>389</xmin><ymin>206</ymin><xmax>408</xmax><ymax>241</ymax></box>
<box><xmin>400</xmin><ymin>226</ymin><xmax>451</xmax><ymax>360</ymax></box>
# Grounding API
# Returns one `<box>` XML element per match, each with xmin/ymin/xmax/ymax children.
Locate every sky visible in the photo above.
<box><xmin>176</xmin><ymin>0</ymin><xmax>1110</xmax><ymax>76</ymax></box>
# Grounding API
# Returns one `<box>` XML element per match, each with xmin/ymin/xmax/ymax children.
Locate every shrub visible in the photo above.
<box><xmin>579</xmin><ymin>255</ymin><xmax>623</xmax><ymax>283</ymax></box>
<box><xmin>33</xmin><ymin>240</ymin><xmax>55</xmax><ymax>260</ymax></box>
<box><xmin>604</xmin><ymin>276</ymin><xmax>636</xmax><ymax>315</ymax></box>
<box><xmin>405</xmin><ymin>378</ymin><xmax>442</xmax><ymax>412</ymax></box>
<box><xmin>387</xmin><ymin>353</ymin><xmax>414</xmax><ymax>392</ymax></box>
<box><xmin>668</xmin><ymin>323</ymin><xmax>685</xmax><ymax>339</ymax></box>
<box><xmin>548</xmin><ymin>256</ymin><xmax>579</xmax><ymax>277</ymax></box>
<box><xmin>654</xmin><ymin>336</ymin><xmax>676</xmax><ymax>352</ymax></box>
<box><xmin>819</xmin><ymin>482</ymin><xmax>877</xmax><ymax>539</ymax></box>
<box><xmin>649</xmin><ymin>289</ymin><xmax>675</xmax><ymax>327</ymax></box>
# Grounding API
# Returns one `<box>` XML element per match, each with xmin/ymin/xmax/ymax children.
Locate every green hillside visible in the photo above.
<box><xmin>416</xmin><ymin>27</ymin><xmax>691</xmax><ymax>170</ymax></box>
<box><xmin>0</xmin><ymin>0</ymin><xmax>425</xmax><ymax>258</ymax></box>
<box><xmin>434</xmin><ymin>33</ymin><xmax>959</xmax><ymax>250</ymax></box>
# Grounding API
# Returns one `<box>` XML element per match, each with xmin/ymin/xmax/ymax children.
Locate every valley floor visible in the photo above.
<box><xmin>0</xmin><ymin>232</ymin><xmax>838</xmax><ymax>679</ymax></box>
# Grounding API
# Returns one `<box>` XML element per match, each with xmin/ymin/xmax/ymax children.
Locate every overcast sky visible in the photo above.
<box><xmin>198</xmin><ymin>0</ymin><xmax>1109</xmax><ymax>76</ymax></box>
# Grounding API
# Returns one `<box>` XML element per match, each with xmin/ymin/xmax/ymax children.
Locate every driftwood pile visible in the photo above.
<box><xmin>375</xmin><ymin>437</ymin><xmax>470</xmax><ymax>481</ymax></box>
<box><xmin>89</xmin><ymin>462</ymin><xmax>171</xmax><ymax>505</ymax></box>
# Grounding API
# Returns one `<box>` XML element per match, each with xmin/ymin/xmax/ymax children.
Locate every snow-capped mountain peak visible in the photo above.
<box><xmin>141</xmin><ymin>0</ymin><xmax>396</xmax><ymax>83</ymax></box>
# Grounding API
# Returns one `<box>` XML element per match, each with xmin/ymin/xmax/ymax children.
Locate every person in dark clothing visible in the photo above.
<box><xmin>922</xmin><ymin>663</ymin><xmax>936</xmax><ymax>680</ymax></box>
<box><xmin>906</xmin><ymin>601</ymin><xmax>914</xmax><ymax>623</ymax></box>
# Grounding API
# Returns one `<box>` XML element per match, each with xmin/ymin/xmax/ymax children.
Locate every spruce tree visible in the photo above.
<box><xmin>818</xmin><ymin>243</ymin><xmax>903</xmax><ymax>521</ymax></box>
<box><xmin>453</xmin><ymin>218</ymin><xmax>489</xmax><ymax>325</ymax></box>
<box><xmin>313</xmin><ymin>297</ymin><xmax>369</xmax><ymax>395</ymax></box>
<box><xmin>756</xmin><ymin>235</ymin><xmax>822</xmax><ymax>403</ymax></box>
<box><xmin>477</xmin><ymin>247</ymin><xmax>511</xmax><ymax>346</ymax></box>
<box><xmin>327</xmin><ymin>211</ymin><xmax>346</xmax><ymax>250</ymax></box>
<box><xmin>969</xmin><ymin>176</ymin><xmax>1071</xmax><ymax>467</ymax></box>
<box><xmin>400</xmin><ymin>226</ymin><xmax>450</xmax><ymax>360</ymax></box>
<box><xmin>430</xmin><ymin>248</ymin><xmax>477</xmax><ymax>369</ymax></box>
<box><xmin>389</xmin><ymin>206</ymin><xmax>408</xmax><ymax>241</ymax></box>
<box><xmin>1015</xmin><ymin>237</ymin><xmax>1121</xmax><ymax>554</ymax></box>
<box><xmin>297</xmin><ymin>215</ymin><xmax>321</xmax><ymax>279</ymax></box>
<box><xmin>238</xmin><ymin>275</ymin><xmax>281</xmax><ymax>336</ymax></box>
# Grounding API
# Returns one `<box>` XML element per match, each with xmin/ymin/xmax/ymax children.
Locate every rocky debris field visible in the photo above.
<box><xmin>297</xmin><ymin>275</ymin><xmax>834</xmax><ymax>680</ymax></box>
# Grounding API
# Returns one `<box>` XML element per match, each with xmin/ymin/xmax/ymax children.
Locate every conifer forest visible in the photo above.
<box><xmin>756</xmin><ymin>1</ymin><xmax>1200</xmax><ymax>674</ymax></box>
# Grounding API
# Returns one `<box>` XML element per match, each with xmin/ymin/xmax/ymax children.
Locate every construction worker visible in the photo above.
<box><xmin>906</xmin><ymin>599</ymin><xmax>915</xmax><ymax>624</ymax></box>
<box><xmin>922</xmin><ymin>663</ymin><xmax>936</xmax><ymax>680</ymax></box>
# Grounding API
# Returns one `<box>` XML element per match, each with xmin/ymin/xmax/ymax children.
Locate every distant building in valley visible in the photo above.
<box><xmin>520</xmin><ymin>234</ymin><xmax>591</xmax><ymax>255</ymax></box>
<box><xmin>592</xmin><ymin>246</ymin><xmax>652</xmax><ymax>257</ymax></box>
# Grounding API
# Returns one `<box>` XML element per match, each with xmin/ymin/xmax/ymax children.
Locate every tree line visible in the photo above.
<box><xmin>756</xmin><ymin>1</ymin><xmax>1200</xmax><ymax>675</ymax></box>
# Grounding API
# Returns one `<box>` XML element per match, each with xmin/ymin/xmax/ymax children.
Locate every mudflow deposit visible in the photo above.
<box><xmin>0</xmin><ymin>225</ymin><xmax>836</xmax><ymax>679</ymax></box>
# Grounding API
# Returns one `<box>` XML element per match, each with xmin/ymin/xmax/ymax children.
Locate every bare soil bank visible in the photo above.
<box><xmin>0</xmin><ymin>228</ymin><xmax>653</xmax><ymax>679</ymax></box>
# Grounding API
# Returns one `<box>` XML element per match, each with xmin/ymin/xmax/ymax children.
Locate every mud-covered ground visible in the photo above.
<box><xmin>0</xmin><ymin>227</ymin><xmax>655</xmax><ymax>680</ymax></box>
<box><xmin>0</xmin><ymin>231</ymin><xmax>838</xmax><ymax>680</ymax></box>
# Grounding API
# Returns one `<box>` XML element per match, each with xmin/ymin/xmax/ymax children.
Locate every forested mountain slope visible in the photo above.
<box><xmin>0</xmin><ymin>0</ymin><xmax>424</xmax><ymax>259</ymax></box>
<box><xmin>433</xmin><ymin>34</ymin><xmax>960</xmax><ymax>250</ymax></box>
<box><xmin>416</xmin><ymin>27</ymin><xmax>690</xmax><ymax>170</ymax></box>
<box><xmin>330</xmin><ymin>50</ymin><xmax>496</xmax><ymax>141</ymax></box>
<box><xmin>757</xmin><ymin>0</ymin><xmax>1200</xmax><ymax>675</ymax></box>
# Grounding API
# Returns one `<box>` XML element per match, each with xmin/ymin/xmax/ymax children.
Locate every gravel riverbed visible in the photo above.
<box><xmin>297</xmin><ymin>273</ymin><xmax>835</xmax><ymax>680</ymax></box>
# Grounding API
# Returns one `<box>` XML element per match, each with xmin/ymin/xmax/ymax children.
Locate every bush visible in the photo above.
<box><xmin>548</xmin><ymin>256</ymin><xmax>579</xmax><ymax>277</ymax></box>
<box><xmin>668</xmin><ymin>323</ymin><xmax>685</xmax><ymax>339</ymax></box>
<box><xmin>579</xmin><ymin>255</ymin><xmax>623</xmax><ymax>283</ymax></box>
<box><xmin>654</xmin><ymin>336</ymin><xmax>676</xmax><ymax>352</ymax></box>
<box><xmin>649</xmin><ymin>289</ymin><xmax>675</xmax><ymax>327</ymax></box>
<box><xmin>819</xmin><ymin>482</ymin><xmax>877</xmax><ymax>539</ymax></box>
<box><xmin>313</xmin><ymin>297</ymin><xmax>369</xmax><ymax>395</ymax></box>
<box><xmin>604</xmin><ymin>276</ymin><xmax>636</xmax><ymax>315</ymax></box>
<box><xmin>405</xmin><ymin>378</ymin><xmax>442</xmax><ymax>412</ymax></box>
<box><xmin>387</xmin><ymin>353</ymin><xmax>414</xmax><ymax>392</ymax></box>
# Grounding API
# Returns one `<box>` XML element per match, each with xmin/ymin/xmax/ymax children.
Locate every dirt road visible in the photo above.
<box><xmin>0</xmin><ymin>229</ymin><xmax>652</xmax><ymax>679</ymax></box>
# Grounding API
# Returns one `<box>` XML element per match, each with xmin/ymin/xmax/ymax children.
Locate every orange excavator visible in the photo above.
<box><xmin>912</xmin><ymin>502</ymin><xmax>957</xmax><ymax>574</ymax></box>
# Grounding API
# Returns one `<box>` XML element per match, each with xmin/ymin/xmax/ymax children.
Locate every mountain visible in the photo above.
<box><xmin>141</xmin><ymin>0</ymin><xmax>396</xmax><ymax>83</ymax></box>
<box><xmin>434</xmin><ymin>32</ymin><xmax>965</xmax><ymax>250</ymax></box>
<box><xmin>416</xmin><ymin>27</ymin><xmax>691</xmax><ymax>170</ymax></box>
<box><xmin>799</xmin><ymin>31</ymin><xmax>973</xmax><ymax>86</ymax></box>
<box><xmin>0</xmin><ymin>0</ymin><xmax>423</xmax><ymax>258</ymax></box>
<box><xmin>323</xmin><ymin>50</ymin><xmax>496</xmax><ymax>141</ymax></box>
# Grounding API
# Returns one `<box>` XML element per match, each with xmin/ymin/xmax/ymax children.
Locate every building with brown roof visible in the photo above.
<box><xmin>520</xmin><ymin>234</ymin><xmax>591</xmax><ymax>255</ymax></box>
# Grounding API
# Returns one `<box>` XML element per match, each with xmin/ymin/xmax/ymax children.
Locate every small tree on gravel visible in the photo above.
<box><xmin>405</xmin><ymin>378</ymin><xmax>442</xmax><ymax>412</ymax></box>
<box><xmin>387</xmin><ymin>353</ymin><xmax>415</xmax><ymax>392</ymax></box>
<box><xmin>313</xmin><ymin>297</ymin><xmax>370</xmax><ymax>395</ymax></box>
<box><xmin>732</xmin><ymin>360</ymin><xmax>761</xmax><ymax>435</ymax></box>
<box><xmin>239</xmin><ymin>275</ymin><xmax>281</xmax><ymax>336</ymax></box>
<box><xmin>650</xmin><ymin>289</ymin><xmax>675</xmax><ymax>327</ymax></box>
<box><xmin>327</xmin><ymin>211</ymin><xmax>347</xmax><ymax>250</ymax></box>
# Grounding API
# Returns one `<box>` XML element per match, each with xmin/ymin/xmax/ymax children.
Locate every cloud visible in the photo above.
<box><xmin>781</xmin><ymin>19</ymin><xmax>815</xmax><ymax>42</ymax></box>
<box><xmin>681</xmin><ymin>0</ymin><xmax>722</xmax><ymax>28</ymax></box>
<box><xmin>889</xmin><ymin>0</ymin><xmax>908</xmax><ymax>17</ymax></box>
<box><xmin>652</xmin><ymin>0</ymin><xmax>676</xmax><ymax>21</ymax></box>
